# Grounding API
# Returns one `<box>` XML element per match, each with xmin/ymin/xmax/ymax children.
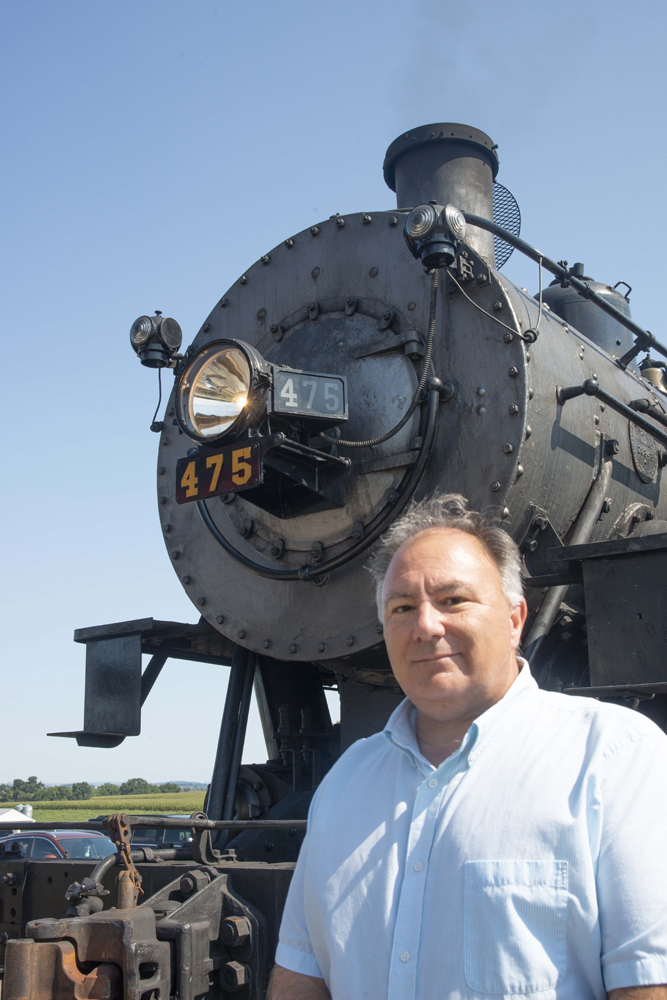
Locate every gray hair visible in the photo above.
<box><xmin>368</xmin><ymin>493</ymin><xmax>524</xmax><ymax>615</ymax></box>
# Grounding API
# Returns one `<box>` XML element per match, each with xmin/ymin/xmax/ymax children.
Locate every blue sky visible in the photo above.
<box><xmin>2</xmin><ymin>0</ymin><xmax>665</xmax><ymax>783</ymax></box>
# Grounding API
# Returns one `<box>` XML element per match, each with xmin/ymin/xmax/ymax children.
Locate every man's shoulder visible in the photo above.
<box><xmin>530</xmin><ymin>684</ymin><xmax>667</xmax><ymax>752</ymax></box>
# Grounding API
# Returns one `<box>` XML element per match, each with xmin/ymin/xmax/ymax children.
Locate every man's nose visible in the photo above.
<box><xmin>413</xmin><ymin>601</ymin><xmax>445</xmax><ymax>641</ymax></box>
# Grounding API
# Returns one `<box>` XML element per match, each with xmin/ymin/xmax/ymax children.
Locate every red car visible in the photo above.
<box><xmin>0</xmin><ymin>830</ymin><xmax>117</xmax><ymax>860</ymax></box>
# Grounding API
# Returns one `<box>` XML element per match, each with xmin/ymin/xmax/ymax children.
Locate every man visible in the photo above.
<box><xmin>270</xmin><ymin>494</ymin><xmax>667</xmax><ymax>1000</ymax></box>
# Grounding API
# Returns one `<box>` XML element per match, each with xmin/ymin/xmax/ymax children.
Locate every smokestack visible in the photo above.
<box><xmin>383</xmin><ymin>123</ymin><xmax>498</xmax><ymax>264</ymax></box>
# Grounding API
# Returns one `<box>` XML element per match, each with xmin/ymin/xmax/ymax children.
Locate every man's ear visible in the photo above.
<box><xmin>510</xmin><ymin>599</ymin><xmax>528</xmax><ymax>649</ymax></box>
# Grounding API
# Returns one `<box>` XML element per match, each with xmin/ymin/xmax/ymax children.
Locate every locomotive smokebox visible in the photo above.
<box><xmin>383</xmin><ymin>122</ymin><xmax>498</xmax><ymax>264</ymax></box>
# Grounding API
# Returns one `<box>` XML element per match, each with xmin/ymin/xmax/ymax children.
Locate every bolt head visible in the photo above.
<box><xmin>216</xmin><ymin>615</ymin><xmax>225</xmax><ymax>624</ymax></box>
<box><xmin>524</xmin><ymin>538</ymin><xmax>539</xmax><ymax>553</ymax></box>
<box><xmin>238</xmin><ymin>629</ymin><xmax>246</xmax><ymax>639</ymax></box>
<box><xmin>182</xmin><ymin>575</ymin><xmax>192</xmax><ymax>584</ymax></box>
<box><xmin>493</xmin><ymin>300</ymin><xmax>503</xmax><ymax>311</ymax></box>
<box><xmin>197</xmin><ymin>597</ymin><xmax>207</xmax><ymax>606</ymax></box>
<box><xmin>317</xmin><ymin>643</ymin><xmax>326</xmax><ymax>652</ymax></box>
<box><xmin>220</xmin><ymin>961</ymin><xmax>249</xmax><ymax>991</ymax></box>
<box><xmin>288</xmin><ymin>643</ymin><xmax>298</xmax><ymax>653</ymax></box>
<box><xmin>346</xmin><ymin>636</ymin><xmax>355</xmax><ymax>647</ymax></box>
<box><xmin>262</xmin><ymin>639</ymin><xmax>272</xmax><ymax>649</ymax></box>
<box><xmin>503</xmin><ymin>443</ymin><xmax>514</xmax><ymax>454</ymax></box>
<box><xmin>221</xmin><ymin>915</ymin><xmax>251</xmax><ymax>947</ymax></box>
<box><xmin>490</xmin><ymin>481</ymin><xmax>502</xmax><ymax>492</ymax></box>
<box><xmin>503</xmin><ymin>332</ymin><xmax>513</xmax><ymax>343</ymax></box>
<box><xmin>508</xmin><ymin>366</ymin><xmax>519</xmax><ymax>377</ymax></box>
<box><xmin>509</xmin><ymin>404</ymin><xmax>520</xmax><ymax>415</ymax></box>
<box><xmin>376</xmin><ymin>624</ymin><xmax>383</xmax><ymax>634</ymax></box>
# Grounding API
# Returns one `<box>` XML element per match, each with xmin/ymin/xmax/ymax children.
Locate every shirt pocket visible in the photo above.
<box><xmin>463</xmin><ymin>859</ymin><xmax>568</xmax><ymax>995</ymax></box>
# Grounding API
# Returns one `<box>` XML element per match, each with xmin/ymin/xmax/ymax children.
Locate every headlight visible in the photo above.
<box><xmin>130</xmin><ymin>315</ymin><xmax>154</xmax><ymax>347</ymax></box>
<box><xmin>176</xmin><ymin>340</ymin><xmax>264</xmax><ymax>442</ymax></box>
<box><xmin>405</xmin><ymin>203</ymin><xmax>438</xmax><ymax>240</ymax></box>
<box><xmin>443</xmin><ymin>204</ymin><xmax>466</xmax><ymax>241</ymax></box>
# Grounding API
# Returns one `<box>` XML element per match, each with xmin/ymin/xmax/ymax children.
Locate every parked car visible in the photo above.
<box><xmin>0</xmin><ymin>829</ymin><xmax>117</xmax><ymax>859</ymax></box>
<box><xmin>130</xmin><ymin>815</ymin><xmax>193</xmax><ymax>850</ymax></box>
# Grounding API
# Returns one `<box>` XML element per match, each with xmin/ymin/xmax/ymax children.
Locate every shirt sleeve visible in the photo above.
<box><xmin>274</xmin><ymin>798</ymin><xmax>324</xmax><ymax>980</ymax></box>
<box><xmin>596</xmin><ymin>717</ymin><xmax>667</xmax><ymax>991</ymax></box>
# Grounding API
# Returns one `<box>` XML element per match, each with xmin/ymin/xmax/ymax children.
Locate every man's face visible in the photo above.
<box><xmin>381</xmin><ymin>528</ymin><xmax>527</xmax><ymax>724</ymax></box>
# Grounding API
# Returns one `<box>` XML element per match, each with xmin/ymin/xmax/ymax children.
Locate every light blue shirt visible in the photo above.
<box><xmin>276</xmin><ymin>662</ymin><xmax>667</xmax><ymax>999</ymax></box>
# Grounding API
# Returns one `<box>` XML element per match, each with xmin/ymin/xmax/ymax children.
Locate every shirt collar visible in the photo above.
<box><xmin>383</xmin><ymin>658</ymin><xmax>537</xmax><ymax>772</ymax></box>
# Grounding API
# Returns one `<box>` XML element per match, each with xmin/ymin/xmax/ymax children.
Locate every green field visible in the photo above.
<box><xmin>30</xmin><ymin>790</ymin><xmax>206</xmax><ymax>823</ymax></box>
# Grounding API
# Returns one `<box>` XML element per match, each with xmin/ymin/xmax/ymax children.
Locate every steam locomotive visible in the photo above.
<box><xmin>3</xmin><ymin>122</ymin><xmax>667</xmax><ymax>999</ymax></box>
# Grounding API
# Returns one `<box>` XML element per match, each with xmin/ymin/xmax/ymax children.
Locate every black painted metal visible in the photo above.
<box><xmin>557</xmin><ymin>379</ymin><xmax>667</xmax><ymax>449</ymax></box>
<box><xmin>196</xmin><ymin>380</ymin><xmax>441</xmax><ymax>581</ymax></box>
<box><xmin>207</xmin><ymin>645</ymin><xmax>251</xmax><ymax>823</ymax></box>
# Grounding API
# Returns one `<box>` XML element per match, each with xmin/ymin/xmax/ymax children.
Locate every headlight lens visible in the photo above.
<box><xmin>130</xmin><ymin>315</ymin><xmax>154</xmax><ymax>346</ymax></box>
<box><xmin>178</xmin><ymin>344</ymin><xmax>251</xmax><ymax>440</ymax></box>
<box><xmin>444</xmin><ymin>203</ymin><xmax>466</xmax><ymax>241</ymax></box>
<box><xmin>405</xmin><ymin>203</ymin><xmax>438</xmax><ymax>240</ymax></box>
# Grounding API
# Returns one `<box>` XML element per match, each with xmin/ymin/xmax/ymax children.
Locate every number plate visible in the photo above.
<box><xmin>271</xmin><ymin>369</ymin><xmax>347</xmax><ymax>421</ymax></box>
<box><xmin>175</xmin><ymin>442</ymin><xmax>261</xmax><ymax>504</ymax></box>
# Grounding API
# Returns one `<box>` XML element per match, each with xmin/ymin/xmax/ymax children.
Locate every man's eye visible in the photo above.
<box><xmin>390</xmin><ymin>604</ymin><xmax>412</xmax><ymax>615</ymax></box>
<box><xmin>443</xmin><ymin>596</ymin><xmax>464</xmax><ymax>606</ymax></box>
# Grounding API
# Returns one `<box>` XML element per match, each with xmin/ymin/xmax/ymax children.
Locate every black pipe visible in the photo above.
<box><xmin>88</xmin><ymin>847</ymin><xmax>193</xmax><ymax>885</ymax></box>
<box><xmin>196</xmin><ymin>379</ymin><xmax>442</xmax><ymax>581</ymax></box>
<box><xmin>0</xmin><ymin>818</ymin><xmax>308</xmax><ymax>832</ymax></box>
<box><xmin>206</xmin><ymin>645</ymin><xmax>249</xmax><ymax>822</ymax></box>
<box><xmin>463</xmin><ymin>213</ymin><xmax>667</xmax><ymax>365</ymax></box>
<box><xmin>557</xmin><ymin>379</ymin><xmax>667</xmax><ymax>449</ymax></box>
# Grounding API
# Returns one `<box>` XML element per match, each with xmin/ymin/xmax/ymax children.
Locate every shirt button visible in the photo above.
<box><xmin>413</xmin><ymin>861</ymin><xmax>423</xmax><ymax>872</ymax></box>
<box><xmin>400</xmin><ymin>951</ymin><xmax>410</xmax><ymax>963</ymax></box>
<box><xmin>428</xmin><ymin>777</ymin><xmax>438</xmax><ymax>788</ymax></box>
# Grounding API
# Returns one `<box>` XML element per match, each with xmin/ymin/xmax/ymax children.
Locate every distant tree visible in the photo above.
<box><xmin>12</xmin><ymin>776</ymin><xmax>44</xmax><ymax>801</ymax></box>
<box><xmin>70</xmin><ymin>782</ymin><xmax>94</xmax><ymax>801</ymax></box>
<box><xmin>158</xmin><ymin>783</ymin><xmax>182</xmax><ymax>794</ymax></box>
<box><xmin>120</xmin><ymin>778</ymin><xmax>153</xmax><ymax>796</ymax></box>
<box><xmin>40</xmin><ymin>785</ymin><xmax>72</xmax><ymax>801</ymax></box>
<box><xmin>96</xmin><ymin>783</ymin><xmax>120</xmax><ymax>797</ymax></box>
<box><xmin>0</xmin><ymin>784</ymin><xmax>12</xmax><ymax>802</ymax></box>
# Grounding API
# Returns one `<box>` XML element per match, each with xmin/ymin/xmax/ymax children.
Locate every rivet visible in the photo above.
<box><xmin>164</xmin><ymin>524</ymin><xmax>172</xmax><ymax>533</ymax></box>
<box><xmin>197</xmin><ymin>597</ymin><xmax>207</xmax><ymax>606</ymax></box>
<box><xmin>376</xmin><ymin>624</ymin><xmax>383</xmax><ymax>633</ymax></box>
<box><xmin>477</xmin><ymin>387</ymin><xmax>486</xmax><ymax>397</ymax></box>
<box><xmin>385</xmin><ymin>489</ymin><xmax>400</xmax><ymax>504</ymax></box>
<box><xmin>594</xmin><ymin>415</ymin><xmax>600</xmax><ymax>425</ymax></box>
<box><xmin>490</xmin><ymin>481</ymin><xmax>502</xmax><ymax>492</ymax></box>
<box><xmin>262</xmin><ymin>639</ymin><xmax>272</xmax><ymax>649</ymax></box>
<box><xmin>240</xmin><ymin>275</ymin><xmax>247</xmax><ymax>284</ymax></box>
<box><xmin>161</xmin><ymin>438</ymin><xmax>169</xmax><ymax>446</ymax></box>
<box><xmin>256</xmin><ymin>308</ymin><xmax>267</xmax><ymax>320</ymax></box>
<box><xmin>389</xmin><ymin>216</ymin><xmax>398</xmax><ymax>226</ymax></box>
<box><xmin>493</xmin><ymin>300</ymin><xmax>503</xmax><ymax>311</ymax></box>
<box><xmin>335</xmin><ymin>216</ymin><xmax>345</xmax><ymax>228</ymax></box>
<box><xmin>369</xmin><ymin>267</ymin><xmax>378</xmax><ymax>277</ymax></box>
<box><xmin>311</xmin><ymin>267</ymin><xmax>320</xmax><ymax>279</ymax></box>
<box><xmin>270</xmin><ymin>323</ymin><xmax>284</xmax><ymax>341</ymax></box>
<box><xmin>203</xmin><ymin>322</ymin><xmax>211</xmax><ymax>332</ymax></box>
<box><xmin>187</xmin><ymin>446</ymin><xmax>198</xmax><ymax>456</ymax></box>
<box><xmin>182</xmin><ymin>575</ymin><xmax>192</xmax><ymax>584</ymax></box>
<box><xmin>167</xmin><ymin>408</ymin><xmax>174</xmax><ymax>417</ymax></box>
<box><xmin>528</xmin><ymin>388</ymin><xmax>534</xmax><ymax>399</ymax></box>
<box><xmin>216</xmin><ymin>615</ymin><xmax>225</xmax><ymax>624</ymax></box>
<box><xmin>220</xmin><ymin>297</ymin><xmax>229</xmax><ymax>308</ymax></box>
<box><xmin>158</xmin><ymin>467</ymin><xmax>166</xmax><ymax>475</ymax></box>
<box><xmin>221</xmin><ymin>492</ymin><xmax>236</xmax><ymax>504</ymax></box>
<box><xmin>288</xmin><ymin>643</ymin><xmax>298</xmax><ymax>653</ymax></box>
<box><xmin>238</xmin><ymin>629</ymin><xmax>247</xmax><ymax>639</ymax></box>
<box><xmin>502</xmin><ymin>507</ymin><xmax>510</xmax><ymax>519</ymax></box>
<box><xmin>159</xmin><ymin>496</ymin><xmax>169</xmax><ymax>505</ymax></box>
<box><xmin>261</xmin><ymin>254</ymin><xmax>271</xmax><ymax>265</ymax></box>
<box><xmin>503</xmin><ymin>332</ymin><xmax>513</xmax><ymax>343</ymax></box>
<box><xmin>317</xmin><ymin>642</ymin><xmax>326</xmax><ymax>652</ymax></box>
<box><xmin>508</xmin><ymin>366</ymin><xmax>519</xmax><ymax>377</ymax></box>
<box><xmin>408</xmin><ymin>301</ymin><xmax>416</xmax><ymax>310</ymax></box>
<box><xmin>477</xmin><ymin>405</ymin><xmax>486</xmax><ymax>415</ymax></box>
<box><xmin>600</xmin><ymin>404</ymin><xmax>605</xmax><ymax>412</ymax></box>
<box><xmin>284</xmin><ymin>238</ymin><xmax>294</xmax><ymax>248</ymax></box>
<box><xmin>503</xmin><ymin>443</ymin><xmax>514</xmax><ymax>454</ymax></box>
<box><xmin>525</xmin><ymin>425</ymin><xmax>532</xmax><ymax>438</ymax></box>
<box><xmin>526</xmin><ymin>352</ymin><xmax>531</xmax><ymax>362</ymax></box>
<box><xmin>362</xmin><ymin>214</ymin><xmax>372</xmax><ymax>224</ymax></box>
<box><xmin>346</xmin><ymin>636</ymin><xmax>356</xmax><ymax>647</ymax></box>
<box><xmin>516</xmin><ymin>464</ymin><xmax>525</xmax><ymax>478</ymax></box>
<box><xmin>171</xmin><ymin>551</ymin><xmax>181</xmax><ymax>560</ymax></box>
<box><xmin>310</xmin><ymin>226</ymin><xmax>319</xmax><ymax>236</ymax></box>
<box><xmin>509</xmin><ymin>404</ymin><xmax>520</xmax><ymax>415</ymax></box>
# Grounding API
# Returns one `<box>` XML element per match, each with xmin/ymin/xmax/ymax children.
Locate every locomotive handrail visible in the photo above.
<box><xmin>462</xmin><ymin>213</ymin><xmax>667</xmax><ymax>368</ymax></box>
<box><xmin>0</xmin><ymin>817</ymin><xmax>308</xmax><ymax>832</ymax></box>
<box><xmin>196</xmin><ymin>378</ymin><xmax>442</xmax><ymax>582</ymax></box>
<box><xmin>557</xmin><ymin>378</ymin><xmax>667</xmax><ymax>450</ymax></box>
